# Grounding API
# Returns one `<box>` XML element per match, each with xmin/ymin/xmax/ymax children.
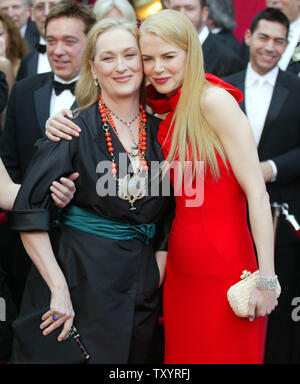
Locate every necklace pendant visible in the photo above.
<box><xmin>117</xmin><ymin>173</ymin><xmax>148</xmax><ymax>209</ymax></box>
<box><xmin>98</xmin><ymin>96</ymin><xmax>148</xmax><ymax>209</ymax></box>
<box><xmin>130</xmin><ymin>143</ymin><xmax>139</xmax><ymax>157</ymax></box>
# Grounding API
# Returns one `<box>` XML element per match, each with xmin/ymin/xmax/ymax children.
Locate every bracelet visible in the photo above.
<box><xmin>256</xmin><ymin>275</ymin><xmax>278</xmax><ymax>290</ymax></box>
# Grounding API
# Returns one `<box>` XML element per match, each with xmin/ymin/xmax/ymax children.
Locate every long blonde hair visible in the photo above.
<box><xmin>139</xmin><ymin>10</ymin><xmax>226</xmax><ymax>179</ymax></box>
<box><xmin>75</xmin><ymin>18</ymin><xmax>139</xmax><ymax>113</ymax></box>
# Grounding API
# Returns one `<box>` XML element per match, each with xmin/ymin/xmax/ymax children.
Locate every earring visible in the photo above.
<box><xmin>94</xmin><ymin>79</ymin><xmax>99</xmax><ymax>87</ymax></box>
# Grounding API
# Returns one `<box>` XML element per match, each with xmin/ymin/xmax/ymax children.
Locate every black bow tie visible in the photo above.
<box><xmin>53</xmin><ymin>81</ymin><xmax>76</xmax><ymax>96</ymax></box>
<box><xmin>36</xmin><ymin>43</ymin><xmax>46</xmax><ymax>54</ymax></box>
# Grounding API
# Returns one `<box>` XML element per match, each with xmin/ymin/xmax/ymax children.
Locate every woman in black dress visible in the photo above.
<box><xmin>10</xmin><ymin>18</ymin><xmax>172</xmax><ymax>364</ymax></box>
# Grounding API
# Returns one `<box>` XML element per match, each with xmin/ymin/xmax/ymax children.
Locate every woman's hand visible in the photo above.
<box><xmin>155</xmin><ymin>251</ymin><xmax>167</xmax><ymax>288</ymax></box>
<box><xmin>50</xmin><ymin>172</ymin><xmax>79</xmax><ymax>208</ymax></box>
<box><xmin>40</xmin><ymin>284</ymin><xmax>75</xmax><ymax>342</ymax></box>
<box><xmin>20</xmin><ymin>232</ymin><xmax>74</xmax><ymax>342</ymax></box>
<box><xmin>248</xmin><ymin>287</ymin><xmax>279</xmax><ymax>322</ymax></box>
<box><xmin>46</xmin><ymin>109</ymin><xmax>81</xmax><ymax>142</ymax></box>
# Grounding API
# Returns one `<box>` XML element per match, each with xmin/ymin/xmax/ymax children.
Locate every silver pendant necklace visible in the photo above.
<box><xmin>99</xmin><ymin>97</ymin><xmax>148</xmax><ymax>211</ymax></box>
<box><xmin>108</xmin><ymin>107</ymin><xmax>139</xmax><ymax>155</ymax></box>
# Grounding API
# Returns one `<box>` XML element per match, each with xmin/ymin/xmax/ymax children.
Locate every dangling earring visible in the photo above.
<box><xmin>94</xmin><ymin>79</ymin><xmax>99</xmax><ymax>87</ymax></box>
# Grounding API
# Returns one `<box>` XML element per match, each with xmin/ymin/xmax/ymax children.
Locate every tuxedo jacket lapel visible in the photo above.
<box><xmin>34</xmin><ymin>74</ymin><xmax>53</xmax><ymax>134</ymax></box>
<box><xmin>24</xmin><ymin>20</ymin><xmax>40</xmax><ymax>51</ymax></box>
<box><xmin>27</xmin><ymin>52</ymin><xmax>39</xmax><ymax>77</ymax></box>
<box><xmin>201</xmin><ymin>35</ymin><xmax>211</xmax><ymax>59</ymax></box>
<box><xmin>70</xmin><ymin>100</ymin><xmax>77</xmax><ymax>112</ymax></box>
<box><xmin>226</xmin><ymin>70</ymin><xmax>246</xmax><ymax>112</ymax></box>
<box><xmin>235</xmin><ymin>72</ymin><xmax>246</xmax><ymax>113</ymax></box>
<box><xmin>202</xmin><ymin>34</ymin><xmax>218</xmax><ymax>74</ymax></box>
<box><xmin>258</xmin><ymin>71</ymin><xmax>289</xmax><ymax>153</ymax></box>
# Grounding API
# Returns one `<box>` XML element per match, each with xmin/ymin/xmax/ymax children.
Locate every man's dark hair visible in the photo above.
<box><xmin>45</xmin><ymin>0</ymin><xmax>96</xmax><ymax>35</ymax></box>
<box><xmin>250</xmin><ymin>7</ymin><xmax>290</xmax><ymax>38</ymax></box>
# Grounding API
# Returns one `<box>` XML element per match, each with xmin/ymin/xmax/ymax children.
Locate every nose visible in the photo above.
<box><xmin>53</xmin><ymin>41</ymin><xmax>65</xmax><ymax>56</ymax></box>
<box><xmin>265</xmin><ymin>39</ymin><xmax>275</xmax><ymax>52</ymax></box>
<box><xmin>7</xmin><ymin>6</ymin><xmax>14</xmax><ymax>17</ymax></box>
<box><xmin>153</xmin><ymin>59</ymin><xmax>164</xmax><ymax>73</ymax></box>
<box><xmin>179</xmin><ymin>6</ymin><xmax>190</xmax><ymax>19</ymax></box>
<box><xmin>44</xmin><ymin>3</ymin><xmax>51</xmax><ymax>16</ymax></box>
<box><xmin>115</xmin><ymin>56</ymin><xmax>126</xmax><ymax>72</ymax></box>
<box><xmin>268</xmin><ymin>0</ymin><xmax>281</xmax><ymax>7</ymax></box>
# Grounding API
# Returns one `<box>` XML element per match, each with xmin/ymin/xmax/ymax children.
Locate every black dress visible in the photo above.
<box><xmin>9</xmin><ymin>102</ymin><xmax>173</xmax><ymax>364</ymax></box>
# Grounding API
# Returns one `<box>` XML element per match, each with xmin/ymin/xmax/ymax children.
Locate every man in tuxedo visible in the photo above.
<box><xmin>0</xmin><ymin>0</ymin><xmax>96</xmax><ymax>313</ymax></box>
<box><xmin>267</xmin><ymin>0</ymin><xmax>300</xmax><ymax>75</ymax></box>
<box><xmin>0</xmin><ymin>0</ymin><xmax>39</xmax><ymax>51</ymax></box>
<box><xmin>241</xmin><ymin>0</ymin><xmax>300</xmax><ymax>75</ymax></box>
<box><xmin>16</xmin><ymin>0</ymin><xmax>61</xmax><ymax>81</ymax></box>
<box><xmin>224</xmin><ymin>8</ymin><xmax>300</xmax><ymax>364</ymax></box>
<box><xmin>206</xmin><ymin>0</ymin><xmax>240</xmax><ymax>54</ymax></box>
<box><xmin>168</xmin><ymin>0</ymin><xmax>244</xmax><ymax>77</ymax></box>
<box><xmin>267</xmin><ymin>0</ymin><xmax>300</xmax><ymax>72</ymax></box>
<box><xmin>1</xmin><ymin>0</ymin><xmax>96</xmax><ymax>183</ymax></box>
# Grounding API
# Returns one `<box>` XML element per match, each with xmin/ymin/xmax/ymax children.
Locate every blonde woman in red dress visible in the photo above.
<box><xmin>46</xmin><ymin>11</ymin><xmax>279</xmax><ymax>364</ymax></box>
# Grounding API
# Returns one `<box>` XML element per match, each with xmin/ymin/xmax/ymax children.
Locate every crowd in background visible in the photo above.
<box><xmin>0</xmin><ymin>0</ymin><xmax>299</xmax><ymax>364</ymax></box>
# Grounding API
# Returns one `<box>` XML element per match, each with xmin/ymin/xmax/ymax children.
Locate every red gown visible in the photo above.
<box><xmin>147</xmin><ymin>74</ymin><xmax>265</xmax><ymax>364</ymax></box>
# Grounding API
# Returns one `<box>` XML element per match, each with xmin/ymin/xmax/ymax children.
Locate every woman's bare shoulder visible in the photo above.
<box><xmin>201</xmin><ymin>85</ymin><xmax>237</xmax><ymax>113</ymax></box>
<box><xmin>201</xmin><ymin>85</ymin><xmax>245</xmax><ymax>135</ymax></box>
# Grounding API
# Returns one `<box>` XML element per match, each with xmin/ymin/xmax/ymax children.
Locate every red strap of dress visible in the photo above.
<box><xmin>205</xmin><ymin>73</ymin><xmax>244</xmax><ymax>104</ymax></box>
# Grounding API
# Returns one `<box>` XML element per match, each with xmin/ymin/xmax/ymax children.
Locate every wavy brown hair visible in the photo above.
<box><xmin>0</xmin><ymin>12</ymin><xmax>28</xmax><ymax>65</ymax></box>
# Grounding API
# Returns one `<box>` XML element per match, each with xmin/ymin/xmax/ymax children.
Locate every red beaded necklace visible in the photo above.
<box><xmin>98</xmin><ymin>95</ymin><xmax>149</xmax><ymax>178</ymax></box>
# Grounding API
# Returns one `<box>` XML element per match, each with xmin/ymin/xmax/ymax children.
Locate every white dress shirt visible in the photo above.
<box><xmin>20</xmin><ymin>24</ymin><xmax>27</xmax><ymax>38</ymax></box>
<box><xmin>49</xmin><ymin>75</ymin><xmax>78</xmax><ymax>117</ymax></box>
<box><xmin>198</xmin><ymin>26</ymin><xmax>210</xmax><ymax>45</ymax></box>
<box><xmin>278</xmin><ymin>16</ymin><xmax>300</xmax><ymax>70</ymax></box>
<box><xmin>210</xmin><ymin>28</ymin><xmax>222</xmax><ymax>35</ymax></box>
<box><xmin>37</xmin><ymin>37</ymin><xmax>52</xmax><ymax>75</ymax></box>
<box><xmin>245</xmin><ymin>63</ymin><xmax>279</xmax><ymax>180</ymax></box>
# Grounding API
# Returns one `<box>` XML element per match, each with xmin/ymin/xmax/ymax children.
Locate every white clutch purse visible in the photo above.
<box><xmin>227</xmin><ymin>270</ymin><xmax>281</xmax><ymax>318</ymax></box>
